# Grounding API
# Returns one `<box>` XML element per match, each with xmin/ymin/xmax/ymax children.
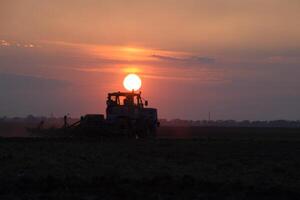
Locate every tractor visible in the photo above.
<box><xmin>105</xmin><ymin>91</ymin><xmax>159</xmax><ymax>137</ymax></box>
<box><xmin>29</xmin><ymin>91</ymin><xmax>159</xmax><ymax>138</ymax></box>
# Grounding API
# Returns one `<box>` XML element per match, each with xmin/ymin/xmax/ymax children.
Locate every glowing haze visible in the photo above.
<box><xmin>1</xmin><ymin>0</ymin><xmax>300</xmax><ymax>120</ymax></box>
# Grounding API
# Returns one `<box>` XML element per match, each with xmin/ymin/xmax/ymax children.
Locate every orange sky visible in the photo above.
<box><xmin>1</xmin><ymin>0</ymin><xmax>300</xmax><ymax>120</ymax></box>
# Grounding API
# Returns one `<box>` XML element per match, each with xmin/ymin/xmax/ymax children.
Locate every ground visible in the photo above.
<box><xmin>0</xmin><ymin>127</ymin><xmax>300</xmax><ymax>199</ymax></box>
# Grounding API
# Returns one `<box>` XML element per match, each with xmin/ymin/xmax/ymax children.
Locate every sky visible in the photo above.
<box><xmin>1</xmin><ymin>0</ymin><xmax>300</xmax><ymax>120</ymax></box>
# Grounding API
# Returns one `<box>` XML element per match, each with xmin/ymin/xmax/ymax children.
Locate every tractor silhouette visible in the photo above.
<box><xmin>29</xmin><ymin>91</ymin><xmax>159</xmax><ymax>138</ymax></box>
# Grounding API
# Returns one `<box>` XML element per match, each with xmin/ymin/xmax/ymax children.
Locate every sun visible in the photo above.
<box><xmin>123</xmin><ymin>74</ymin><xmax>142</xmax><ymax>91</ymax></box>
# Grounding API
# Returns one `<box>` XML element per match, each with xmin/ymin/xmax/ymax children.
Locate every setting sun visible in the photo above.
<box><xmin>123</xmin><ymin>74</ymin><xmax>142</xmax><ymax>91</ymax></box>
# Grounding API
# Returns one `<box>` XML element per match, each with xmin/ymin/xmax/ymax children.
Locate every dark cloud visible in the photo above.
<box><xmin>0</xmin><ymin>73</ymin><xmax>75</xmax><ymax>117</ymax></box>
<box><xmin>151</xmin><ymin>54</ymin><xmax>215</xmax><ymax>64</ymax></box>
<box><xmin>0</xmin><ymin>73</ymin><xmax>69</xmax><ymax>91</ymax></box>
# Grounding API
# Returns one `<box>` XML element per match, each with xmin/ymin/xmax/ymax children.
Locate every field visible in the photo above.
<box><xmin>1</xmin><ymin>127</ymin><xmax>300</xmax><ymax>199</ymax></box>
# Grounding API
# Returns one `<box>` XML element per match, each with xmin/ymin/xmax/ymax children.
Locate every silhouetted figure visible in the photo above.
<box><xmin>123</xmin><ymin>98</ymin><xmax>129</xmax><ymax>106</ymax></box>
<box><xmin>124</xmin><ymin>96</ymin><xmax>134</xmax><ymax>106</ymax></box>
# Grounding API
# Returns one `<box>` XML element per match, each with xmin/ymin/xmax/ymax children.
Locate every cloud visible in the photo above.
<box><xmin>0</xmin><ymin>40</ymin><xmax>10</xmax><ymax>47</ymax></box>
<box><xmin>141</xmin><ymin>74</ymin><xmax>224</xmax><ymax>82</ymax></box>
<box><xmin>0</xmin><ymin>73</ymin><xmax>69</xmax><ymax>91</ymax></box>
<box><xmin>0</xmin><ymin>73</ymin><xmax>72</xmax><ymax>117</ymax></box>
<box><xmin>151</xmin><ymin>54</ymin><xmax>215</xmax><ymax>64</ymax></box>
<box><xmin>0</xmin><ymin>39</ymin><xmax>36</xmax><ymax>48</ymax></box>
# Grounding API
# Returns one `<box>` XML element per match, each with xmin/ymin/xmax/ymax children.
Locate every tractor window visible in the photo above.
<box><xmin>118</xmin><ymin>96</ymin><xmax>126</xmax><ymax>105</ymax></box>
<box><xmin>120</xmin><ymin>95</ymin><xmax>138</xmax><ymax>106</ymax></box>
<box><xmin>133</xmin><ymin>96</ymin><xmax>140</xmax><ymax>105</ymax></box>
<box><xmin>110</xmin><ymin>96</ymin><xmax>117</xmax><ymax>102</ymax></box>
<box><xmin>107</xmin><ymin>95</ymin><xmax>118</xmax><ymax>106</ymax></box>
<box><xmin>108</xmin><ymin>94</ymin><xmax>142</xmax><ymax>106</ymax></box>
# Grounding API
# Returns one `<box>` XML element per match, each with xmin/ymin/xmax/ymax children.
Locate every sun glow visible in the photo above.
<box><xmin>123</xmin><ymin>74</ymin><xmax>142</xmax><ymax>91</ymax></box>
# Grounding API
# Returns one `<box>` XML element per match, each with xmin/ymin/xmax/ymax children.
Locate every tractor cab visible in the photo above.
<box><xmin>106</xmin><ymin>91</ymin><xmax>158</xmax><ymax>137</ymax></box>
<box><xmin>106</xmin><ymin>91</ymin><xmax>151</xmax><ymax>122</ymax></box>
<box><xmin>106</xmin><ymin>91</ymin><xmax>147</xmax><ymax>108</ymax></box>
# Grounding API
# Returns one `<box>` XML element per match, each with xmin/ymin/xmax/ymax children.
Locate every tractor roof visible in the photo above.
<box><xmin>108</xmin><ymin>91</ymin><xmax>142</xmax><ymax>97</ymax></box>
